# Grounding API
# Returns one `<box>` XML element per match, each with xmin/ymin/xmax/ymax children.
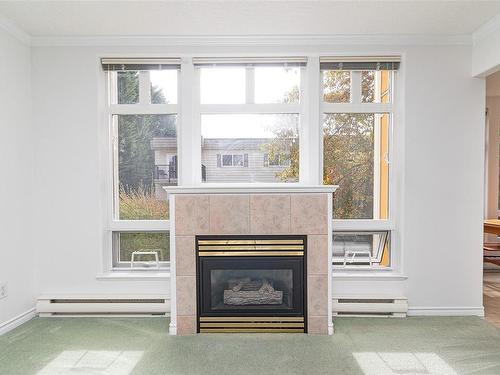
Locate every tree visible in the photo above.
<box><xmin>117</xmin><ymin>71</ymin><xmax>176</xmax><ymax>219</ymax></box>
<box><xmin>268</xmin><ymin>70</ymin><xmax>379</xmax><ymax>219</ymax></box>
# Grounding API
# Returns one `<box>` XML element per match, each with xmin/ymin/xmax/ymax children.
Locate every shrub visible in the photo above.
<box><xmin>119</xmin><ymin>184</ymin><xmax>169</xmax><ymax>220</ymax></box>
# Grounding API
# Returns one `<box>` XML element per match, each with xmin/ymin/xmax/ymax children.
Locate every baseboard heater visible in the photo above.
<box><xmin>36</xmin><ymin>295</ymin><xmax>169</xmax><ymax>317</ymax></box>
<box><xmin>332</xmin><ymin>296</ymin><xmax>407</xmax><ymax>317</ymax></box>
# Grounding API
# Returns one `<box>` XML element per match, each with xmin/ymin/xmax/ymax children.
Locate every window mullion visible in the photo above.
<box><xmin>246</xmin><ymin>67</ymin><xmax>255</xmax><ymax>104</ymax></box>
<box><xmin>304</xmin><ymin>56</ymin><xmax>321</xmax><ymax>185</ymax></box>
<box><xmin>110</xmin><ymin>104</ymin><xmax>178</xmax><ymax>115</ymax></box>
<box><xmin>350</xmin><ymin>71</ymin><xmax>362</xmax><ymax>103</ymax></box>
<box><xmin>179</xmin><ymin>59</ymin><xmax>200</xmax><ymax>185</ymax></box>
<box><xmin>139</xmin><ymin>71</ymin><xmax>150</xmax><ymax>105</ymax></box>
<box><xmin>320</xmin><ymin>103</ymin><xmax>391</xmax><ymax>113</ymax></box>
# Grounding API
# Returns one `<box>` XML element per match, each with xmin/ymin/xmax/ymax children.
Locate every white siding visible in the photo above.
<box><xmin>201</xmin><ymin>148</ymin><xmax>290</xmax><ymax>183</ymax></box>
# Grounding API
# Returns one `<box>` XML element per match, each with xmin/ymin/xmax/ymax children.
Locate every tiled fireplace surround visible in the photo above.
<box><xmin>166</xmin><ymin>186</ymin><xmax>336</xmax><ymax>335</ymax></box>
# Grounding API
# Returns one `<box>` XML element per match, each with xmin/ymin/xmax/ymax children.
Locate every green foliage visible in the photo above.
<box><xmin>270</xmin><ymin>70</ymin><xmax>377</xmax><ymax>219</ymax></box>
<box><xmin>117</xmin><ymin>70</ymin><xmax>176</xmax><ymax>219</ymax></box>
<box><xmin>119</xmin><ymin>184</ymin><xmax>169</xmax><ymax>220</ymax></box>
<box><xmin>323</xmin><ymin>114</ymin><xmax>374</xmax><ymax>219</ymax></box>
<box><xmin>117</xmin><ymin>72</ymin><xmax>139</xmax><ymax>104</ymax></box>
<box><xmin>118</xmin><ymin>114</ymin><xmax>176</xmax><ymax>194</ymax></box>
<box><xmin>119</xmin><ymin>232</ymin><xmax>169</xmax><ymax>262</ymax></box>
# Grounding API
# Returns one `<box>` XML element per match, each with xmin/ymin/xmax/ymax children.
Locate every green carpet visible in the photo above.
<box><xmin>1</xmin><ymin>317</ymin><xmax>500</xmax><ymax>374</ymax></box>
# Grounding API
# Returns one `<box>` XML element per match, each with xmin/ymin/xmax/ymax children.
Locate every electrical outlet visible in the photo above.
<box><xmin>0</xmin><ymin>282</ymin><xmax>7</xmax><ymax>300</ymax></box>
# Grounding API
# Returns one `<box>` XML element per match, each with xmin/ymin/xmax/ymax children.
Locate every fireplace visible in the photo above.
<box><xmin>166</xmin><ymin>188</ymin><xmax>335</xmax><ymax>335</ymax></box>
<box><xmin>196</xmin><ymin>235</ymin><xmax>307</xmax><ymax>333</ymax></box>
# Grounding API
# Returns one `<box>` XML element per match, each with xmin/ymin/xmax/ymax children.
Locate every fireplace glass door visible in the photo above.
<box><xmin>198</xmin><ymin>257</ymin><xmax>305</xmax><ymax>317</ymax></box>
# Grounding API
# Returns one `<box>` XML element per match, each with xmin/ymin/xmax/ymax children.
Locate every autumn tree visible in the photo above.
<box><xmin>267</xmin><ymin>70</ymin><xmax>379</xmax><ymax>219</ymax></box>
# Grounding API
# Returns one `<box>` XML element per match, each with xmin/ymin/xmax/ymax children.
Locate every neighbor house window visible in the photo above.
<box><xmin>195</xmin><ymin>57</ymin><xmax>305</xmax><ymax>183</ymax></box>
<box><xmin>219</xmin><ymin>154</ymin><xmax>248</xmax><ymax>167</ymax></box>
<box><xmin>321</xmin><ymin>56</ymin><xmax>399</xmax><ymax>269</ymax></box>
<box><xmin>264</xmin><ymin>153</ymin><xmax>290</xmax><ymax>167</ymax></box>
<box><xmin>103</xmin><ymin>58</ymin><xmax>180</xmax><ymax>270</ymax></box>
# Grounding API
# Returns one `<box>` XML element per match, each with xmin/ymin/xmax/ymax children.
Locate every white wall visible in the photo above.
<box><xmin>472</xmin><ymin>14</ymin><xmax>500</xmax><ymax>77</ymax></box>
<box><xmin>402</xmin><ymin>46</ymin><xmax>484</xmax><ymax>314</ymax></box>
<box><xmin>31</xmin><ymin>42</ymin><xmax>485</xmax><ymax>315</ymax></box>
<box><xmin>0</xmin><ymin>27</ymin><xmax>35</xmax><ymax>328</ymax></box>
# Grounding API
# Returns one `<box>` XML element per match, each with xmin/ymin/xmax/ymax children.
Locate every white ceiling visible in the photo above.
<box><xmin>0</xmin><ymin>1</ymin><xmax>499</xmax><ymax>37</ymax></box>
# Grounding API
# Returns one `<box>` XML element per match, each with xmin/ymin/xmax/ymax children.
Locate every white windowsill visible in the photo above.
<box><xmin>96</xmin><ymin>271</ymin><xmax>170</xmax><ymax>281</ymax></box>
<box><xmin>97</xmin><ymin>271</ymin><xmax>405</xmax><ymax>281</ymax></box>
<box><xmin>332</xmin><ymin>270</ymin><xmax>407</xmax><ymax>281</ymax></box>
<box><xmin>164</xmin><ymin>184</ymin><xmax>338</xmax><ymax>195</ymax></box>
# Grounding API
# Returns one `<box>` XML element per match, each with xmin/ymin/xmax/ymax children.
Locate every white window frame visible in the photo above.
<box><xmin>104</xmin><ymin>67</ymin><xmax>180</xmax><ymax>272</ymax></box>
<box><xmin>194</xmin><ymin>61</ymin><xmax>307</xmax><ymax>184</ymax></box>
<box><xmin>319</xmin><ymin>67</ymin><xmax>399</xmax><ymax>273</ymax></box>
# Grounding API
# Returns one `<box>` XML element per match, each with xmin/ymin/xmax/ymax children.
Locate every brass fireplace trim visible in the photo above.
<box><xmin>199</xmin><ymin>316</ymin><xmax>305</xmax><ymax>333</ymax></box>
<box><xmin>198</xmin><ymin>245</ymin><xmax>304</xmax><ymax>250</ymax></box>
<box><xmin>200</xmin><ymin>316</ymin><xmax>304</xmax><ymax>322</ymax></box>
<box><xmin>197</xmin><ymin>239</ymin><xmax>304</xmax><ymax>245</ymax></box>
<box><xmin>200</xmin><ymin>328</ymin><xmax>304</xmax><ymax>333</ymax></box>
<box><xmin>197</xmin><ymin>237</ymin><xmax>305</xmax><ymax>257</ymax></box>
<box><xmin>198</xmin><ymin>251</ymin><xmax>304</xmax><ymax>257</ymax></box>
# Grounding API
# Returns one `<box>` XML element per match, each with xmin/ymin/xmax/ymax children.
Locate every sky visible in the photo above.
<box><xmin>149</xmin><ymin>66</ymin><xmax>301</xmax><ymax>138</ymax></box>
<box><xmin>200</xmin><ymin>66</ymin><xmax>300</xmax><ymax>138</ymax></box>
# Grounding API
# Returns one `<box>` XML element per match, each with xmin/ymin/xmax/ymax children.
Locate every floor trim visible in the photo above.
<box><xmin>0</xmin><ymin>308</ymin><xmax>36</xmax><ymax>336</ymax></box>
<box><xmin>407</xmin><ymin>306</ymin><xmax>484</xmax><ymax>317</ymax></box>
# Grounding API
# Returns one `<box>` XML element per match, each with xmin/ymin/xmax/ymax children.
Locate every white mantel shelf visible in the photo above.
<box><xmin>164</xmin><ymin>184</ymin><xmax>338</xmax><ymax>195</ymax></box>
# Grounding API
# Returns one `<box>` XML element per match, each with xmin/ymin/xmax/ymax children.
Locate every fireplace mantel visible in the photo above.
<box><xmin>164</xmin><ymin>184</ymin><xmax>338</xmax><ymax>195</ymax></box>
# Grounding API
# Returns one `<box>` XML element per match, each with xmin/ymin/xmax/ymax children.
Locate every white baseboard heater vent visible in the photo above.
<box><xmin>333</xmin><ymin>296</ymin><xmax>407</xmax><ymax>317</ymax></box>
<box><xmin>36</xmin><ymin>295</ymin><xmax>169</xmax><ymax>317</ymax></box>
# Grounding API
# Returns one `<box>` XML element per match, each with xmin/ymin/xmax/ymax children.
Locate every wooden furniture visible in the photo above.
<box><xmin>484</xmin><ymin>220</ymin><xmax>500</xmax><ymax>266</ymax></box>
<box><xmin>484</xmin><ymin>219</ymin><xmax>500</xmax><ymax>235</ymax></box>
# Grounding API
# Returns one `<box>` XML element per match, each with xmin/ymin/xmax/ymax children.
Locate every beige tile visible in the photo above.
<box><xmin>308</xmin><ymin>316</ymin><xmax>328</xmax><ymax>335</ymax></box>
<box><xmin>308</xmin><ymin>275</ymin><xmax>328</xmax><ymax>316</ymax></box>
<box><xmin>209</xmin><ymin>195</ymin><xmax>250</xmax><ymax>234</ymax></box>
<box><xmin>176</xmin><ymin>236</ymin><xmax>195</xmax><ymax>276</ymax></box>
<box><xmin>175</xmin><ymin>195</ymin><xmax>210</xmax><ymax>235</ymax></box>
<box><xmin>291</xmin><ymin>194</ymin><xmax>328</xmax><ymax>234</ymax></box>
<box><xmin>250</xmin><ymin>194</ymin><xmax>291</xmax><ymax>234</ymax></box>
<box><xmin>176</xmin><ymin>276</ymin><xmax>196</xmax><ymax>316</ymax></box>
<box><xmin>177</xmin><ymin>316</ymin><xmax>197</xmax><ymax>335</ymax></box>
<box><xmin>307</xmin><ymin>235</ymin><xmax>329</xmax><ymax>275</ymax></box>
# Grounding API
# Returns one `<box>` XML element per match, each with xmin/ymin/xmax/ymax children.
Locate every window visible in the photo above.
<box><xmin>333</xmin><ymin>231</ymin><xmax>390</xmax><ymax>268</ymax></box>
<box><xmin>114</xmin><ymin>114</ymin><xmax>177</xmax><ymax>220</ymax></box>
<box><xmin>264</xmin><ymin>153</ymin><xmax>290</xmax><ymax>167</ymax></box>
<box><xmin>323</xmin><ymin>113</ymin><xmax>389</xmax><ymax>220</ymax></box>
<box><xmin>104</xmin><ymin>58</ymin><xmax>180</xmax><ymax>270</ymax></box>
<box><xmin>321</xmin><ymin>56</ymin><xmax>399</xmax><ymax>269</ymax></box>
<box><xmin>113</xmin><ymin>232</ymin><xmax>170</xmax><ymax>269</ymax></box>
<box><xmin>102</xmin><ymin>55</ymin><xmax>401</xmax><ymax>274</ymax></box>
<box><xmin>219</xmin><ymin>154</ymin><xmax>247</xmax><ymax>167</ymax></box>
<box><xmin>195</xmin><ymin>58</ymin><xmax>305</xmax><ymax>183</ymax></box>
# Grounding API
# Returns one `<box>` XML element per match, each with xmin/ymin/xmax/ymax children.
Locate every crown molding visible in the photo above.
<box><xmin>473</xmin><ymin>13</ymin><xmax>500</xmax><ymax>45</ymax></box>
<box><xmin>31</xmin><ymin>33</ymin><xmax>472</xmax><ymax>48</ymax></box>
<box><xmin>0</xmin><ymin>13</ymin><xmax>31</xmax><ymax>45</ymax></box>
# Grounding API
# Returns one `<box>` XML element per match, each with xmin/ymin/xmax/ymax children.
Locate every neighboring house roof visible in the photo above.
<box><xmin>150</xmin><ymin>137</ymin><xmax>276</xmax><ymax>151</ymax></box>
<box><xmin>150</xmin><ymin>137</ymin><xmax>177</xmax><ymax>150</ymax></box>
<box><xmin>202</xmin><ymin>138</ymin><xmax>274</xmax><ymax>151</ymax></box>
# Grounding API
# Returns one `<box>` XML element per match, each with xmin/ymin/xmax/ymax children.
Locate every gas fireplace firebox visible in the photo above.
<box><xmin>196</xmin><ymin>235</ymin><xmax>307</xmax><ymax>333</ymax></box>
